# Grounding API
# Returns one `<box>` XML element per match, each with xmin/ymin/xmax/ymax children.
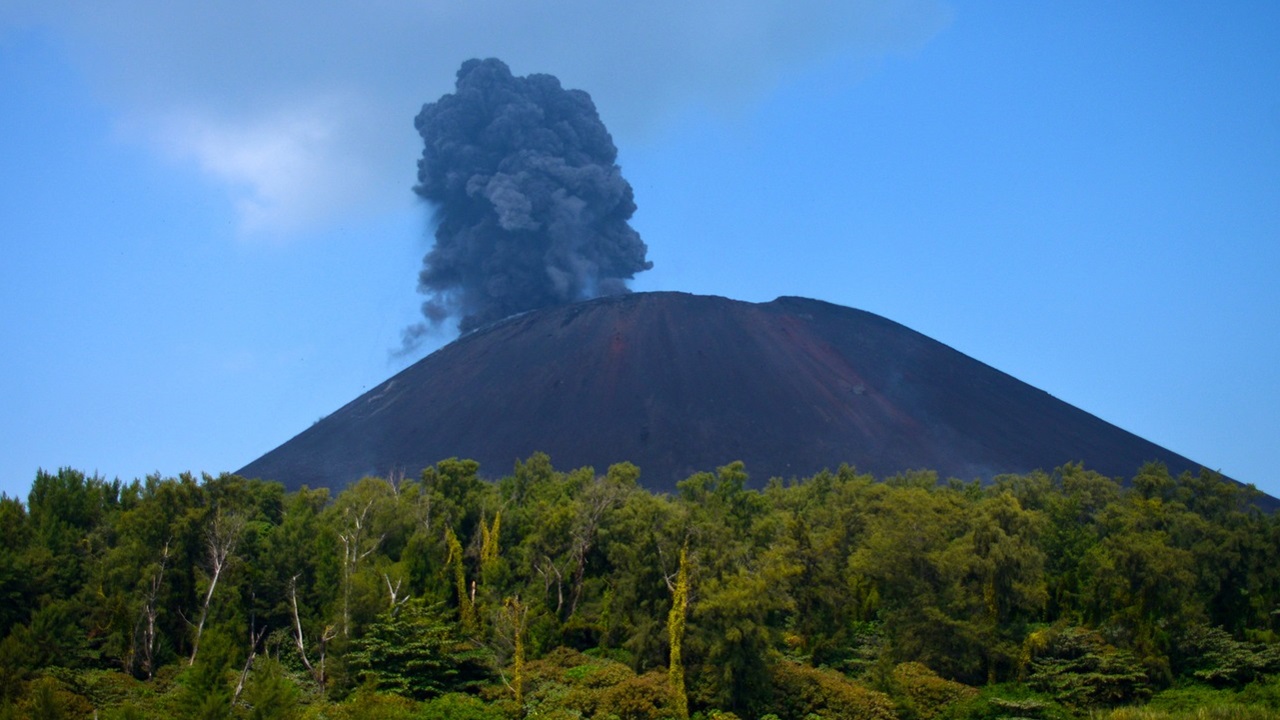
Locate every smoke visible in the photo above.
<box><xmin>404</xmin><ymin>58</ymin><xmax>651</xmax><ymax>344</ymax></box>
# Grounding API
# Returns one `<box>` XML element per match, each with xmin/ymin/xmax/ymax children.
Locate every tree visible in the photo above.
<box><xmin>688</xmin><ymin>564</ymin><xmax>795</xmax><ymax>715</ymax></box>
<box><xmin>1023</xmin><ymin>624</ymin><xmax>1151</xmax><ymax>708</ymax></box>
<box><xmin>950</xmin><ymin>490</ymin><xmax>1047</xmax><ymax>681</ymax></box>
<box><xmin>500</xmin><ymin>596</ymin><xmax>527</xmax><ymax>706</ymax></box>
<box><xmin>178</xmin><ymin>629</ymin><xmax>236</xmax><ymax>720</ymax></box>
<box><xmin>445</xmin><ymin>526</ymin><xmax>477</xmax><ymax>633</ymax></box>
<box><xmin>848</xmin><ymin>484</ymin><xmax>969</xmax><ymax>677</ymax></box>
<box><xmin>347</xmin><ymin>597</ymin><xmax>491</xmax><ymax>700</ymax></box>
<box><xmin>0</xmin><ymin>496</ymin><xmax>31</xmax><ymax>640</ymax></box>
<box><xmin>667</xmin><ymin>546</ymin><xmax>689</xmax><ymax>718</ymax></box>
<box><xmin>241</xmin><ymin>657</ymin><xmax>302</xmax><ymax>720</ymax></box>
<box><xmin>1078</xmin><ymin>492</ymin><xmax>1200</xmax><ymax>673</ymax></box>
<box><xmin>189</xmin><ymin>508</ymin><xmax>244</xmax><ymax>665</ymax></box>
<box><xmin>136</xmin><ymin>540</ymin><xmax>170</xmax><ymax>678</ymax></box>
<box><xmin>329</xmin><ymin>477</ymin><xmax>399</xmax><ymax>638</ymax></box>
<box><xmin>599</xmin><ymin>489</ymin><xmax>680</xmax><ymax>670</ymax></box>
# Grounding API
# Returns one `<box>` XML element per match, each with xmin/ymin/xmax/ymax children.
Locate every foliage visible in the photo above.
<box><xmin>346</xmin><ymin>597</ymin><xmax>492</xmax><ymax>700</ymax></box>
<box><xmin>241</xmin><ymin>658</ymin><xmax>303</xmax><ymax>720</ymax></box>
<box><xmin>1098</xmin><ymin>706</ymin><xmax>1278</xmax><ymax>720</ymax></box>
<box><xmin>1175</xmin><ymin>624</ymin><xmax>1280</xmax><ymax>686</ymax></box>
<box><xmin>17</xmin><ymin>675</ymin><xmax>93</xmax><ymax>719</ymax></box>
<box><xmin>1023</xmin><ymin>624</ymin><xmax>1152</xmax><ymax>708</ymax></box>
<box><xmin>417</xmin><ymin>691</ymin><xmax>507</xmax><ymax>720</ymax></box>
<box><xmin>891</xmin><ymin>662</ymin><xmax>978</xmax><ymax>719</ymax></box>
<box><xmin>177</xmin><ymin>629</ymin><xmax>236</xmax><ymax>719</ymax></box>
<box><xmin>520</xmin><ymin>647</ymin><xmax>638</xmax><ymax>717</ymax></box>
<box><xmin>928</xmin><ymin>683</ymin><xmax>1072</xmax><ymax>720</ymax></box>
<box><xmin>667</xmin><ymin>546</ymin><xmax>689</xmax><ymax>718</ymax></box>
<box><xmin>596</xmin><ymin>670</ymin><xmax>682</xmax><ymax>720</ymax></box>
<box><xmin>304</xmin><ymin>685</ymin><xmax>417</xmax><ymax>719</ymax></box>
<box><xmin>0</xmin><ymin>458</ymin><xmax>1276</xmax><ymax>718</ymax></box>
<box><xmin>767</xmin><ymin>659</ymin><xmax>897</xmax><ymax>720</ymax></box>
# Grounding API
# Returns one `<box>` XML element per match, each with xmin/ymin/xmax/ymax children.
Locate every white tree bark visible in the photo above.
<box><xmin>189</xmin><ymin>509</ymin><xmax>244</xmax><ymax>665</ymax></box>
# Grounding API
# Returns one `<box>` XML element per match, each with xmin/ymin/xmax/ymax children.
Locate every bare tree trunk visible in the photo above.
<box><xmin>566</xmin><ymin>478</ymin><xmax>623</xmax><ymax>618</ymax></box>
<box><xmin>384</xmin><ymin>573</ymin><xmax>409</xmax><ymax>610</ymax></box>
<box><xmin>137</xmin><ymin>540</ymin><xmax>170</xmax><ymax>679</ymax></box>
<box><xmin>416</xmin><ymin>484</ymin><xmax>433</xmax><ymax>536</ymax></box>
<box><xmin>318</xmin><ymin>625</ymin><xmax>337</xmax><ymax>691</ymax></box>
<box><xmin>289</xmin><ymin>576</ymin><xmax>318</xmax><ymax>681</ymax></box>
<box><xmin>568</xmin><ymin>539</ymin><xmax>591</xmax><ymax>619</ymax></box>
<box><xmin>290</xmin><ymin>574</ymin><xmax>338</xmax><ymax>693</ymax></box>
<box><xmin>231</xmin><ymin>627</ymin><xmax>267</xmax><ymax>707</ymax></box>
<box><xmin>189</xmin><ymin>510</ymin><xmax>244</xmax><ymax>665</ymax></box>
<box><xmin>338</xmin><ymin>499</ymin><xmax>384</xmax><ymax>637</ymax></box>
<box><xmin>536</xmin><ymin>556</ymin><xmax>566</xmax><ymax>617</ymax></box>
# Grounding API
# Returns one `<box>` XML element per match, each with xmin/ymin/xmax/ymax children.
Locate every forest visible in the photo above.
<box><xmin>1</xmin><ymin>456</ymin><xmax>1278</xmax><ymax>719</ymax></box>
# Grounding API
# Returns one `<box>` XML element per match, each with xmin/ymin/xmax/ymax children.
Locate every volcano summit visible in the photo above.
<box><xmin>238</xmin><ymin>292</ymin><xmax>1232</xmax><ymax>495</ymax></box>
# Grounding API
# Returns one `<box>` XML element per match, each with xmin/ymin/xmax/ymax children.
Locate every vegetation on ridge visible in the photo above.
<box><xmin>1</xmin><ymin>456</ymin><xmax>1278</xmax><ymax>718</ymax></box>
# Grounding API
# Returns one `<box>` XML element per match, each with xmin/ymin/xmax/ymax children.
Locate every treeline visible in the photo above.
<box><xmin>1</xmin><ymin>457</ymin><xmax>1279</xmax><ymax>719</ymax></box>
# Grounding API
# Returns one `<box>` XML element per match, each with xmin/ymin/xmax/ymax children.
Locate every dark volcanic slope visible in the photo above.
<box><xmin>239</xmin><ymin>292</ymin><xmax>1229</xmax><ymax>494</ymax></box>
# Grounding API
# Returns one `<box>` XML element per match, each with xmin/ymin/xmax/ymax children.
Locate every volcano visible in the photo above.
<box><xmin>238</xmin><ymin>292</ymin><xmax>1235</xmax><ymax>495</ymax></box>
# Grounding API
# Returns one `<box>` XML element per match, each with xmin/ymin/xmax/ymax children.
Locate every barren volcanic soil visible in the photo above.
<box><xmin>238</xmin><ymin>292</ymin><xmax>1230</xmax><ymax>495</ymax></box>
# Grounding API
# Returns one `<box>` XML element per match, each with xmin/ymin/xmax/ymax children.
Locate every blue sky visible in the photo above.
<box><xmin>2</xmin><ymin>2</ymin><xmax>1277</xmax><ymax>500</ymax></box>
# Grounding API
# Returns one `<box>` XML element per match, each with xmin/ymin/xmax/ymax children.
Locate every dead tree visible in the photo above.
<box><xmin>535</xmin><ymin>555</ymin><xmax>567</xmax><ymax>617</ymax></box>
<box><xmin>566</xmin><ymin>477</ymin><xmax>625</xmax><ymax>617</ymax></box>
<box><xmin>134</xmin><ymin>540</ymin><xmax>170</xmax><ymax>679</ymax></box>
<box><xmin>337</xmin><ymin>498</ymin><xmax>384</xmax><ymax>637</ymax></box>
<box><xmin>231</xmin><ymin>626</ymin><xmax>267</xmax><ymax>707</ymax></box>
<box><xmin>189</xmin><ymin>509</ymin><xmax>244</xmax><ymax>665</ymax></box>
<box><xmin>290</xmin><ymin>574</ymin><xmax>338</xmax><ymax>693</ymax></box>
<box><xmin>384</xmin><ymin>572</ymin><xmax>410</xmax><ymax>610</ymax></box>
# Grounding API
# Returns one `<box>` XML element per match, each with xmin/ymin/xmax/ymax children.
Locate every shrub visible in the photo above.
<box><xmin>1023</xmin><ymin>625</ymin><xmax>1151</xmax><ymax>708</ymax></box>
<box><xmin>242</xmin><ymin>658</ymin><xmax>303</xmax><ymax>720</ymax></box>
<box><xmin>1238</xmin><ymin>673</ymin><xmax>1280</xmax><ymax>710</ymax></box>
<box><xmin>418</xmin><ymin>691</ymin><xmax>506</xmax><ymax>720</ymax></box>
<box><xmin>100</xmin><ymin>705</ymin><xmax>149</xmax><ymax>720</ymax></box>
<box><xmin>1176</xmin><ymin>625</ymin><xmax>1280</xmax><ymax>687</ymax></box>
<box><xmin>891</xmin><ymin>662</ymin><xmax>977</xmax><ymax>719</ymax></box>
<box><xmin>16</xmin><ymin>676</ymin><xmax>94</xmax><ymax>720</ymax></box>
<box><xmin>595</xmin><ymin>670</ymin><xmax>680</xmax><ymax>720</ymax></box>
<box><xmin>305</xmin><ymin>685</ymin><xmax>417</xmax><ymax>720</ymax></box>
<box><xmin>522</xmin><ymin>647</ymin><xmax>638</xmax><ymax>718</ymax></box>
<box><xmin>931</xmin><ymin>684</ymin><xmax>1073</xmax><ymax>720</ymax></box>
<box><xmin>768</xmin><ymin>660</ymin><xmax>896</xmax><ymax>720</ymax></box>
<box><xmin>44</xmin><ymin>668</ymin><xmax>140</xmax><ymax>711</ymax></box>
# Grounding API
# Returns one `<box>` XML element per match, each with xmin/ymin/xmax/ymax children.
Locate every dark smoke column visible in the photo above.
<box><xmin>409</xmin><ymin>58</ymin><xmax>652</xmax><ymax>337</ymax></box>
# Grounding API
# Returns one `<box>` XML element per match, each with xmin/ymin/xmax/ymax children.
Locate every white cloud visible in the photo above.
<box><xmin>3</xmin><ymin>0</ymin><xmax>951</xmax><ymax>237</ymax></box>
<box><xmin>148</xmin><ymin>94</ymin><xmax>384</xmax><ymax>235</ymax></box>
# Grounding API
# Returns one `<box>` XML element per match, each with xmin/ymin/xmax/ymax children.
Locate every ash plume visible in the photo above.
<box><xmin>404</xmin><ymin>58</ymin><xmax>651</xmax><ymax>345</ymax></box>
